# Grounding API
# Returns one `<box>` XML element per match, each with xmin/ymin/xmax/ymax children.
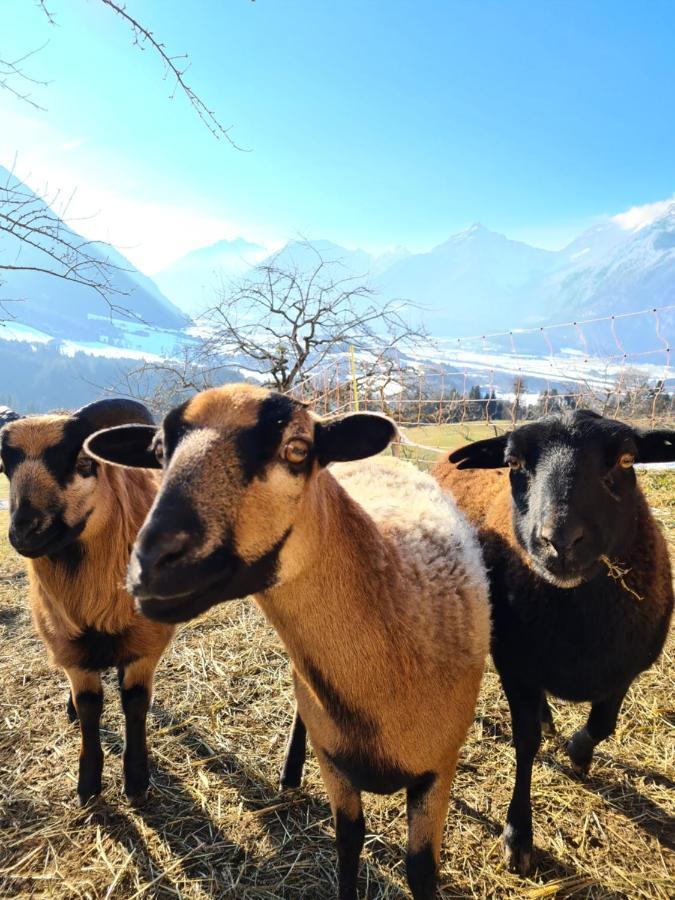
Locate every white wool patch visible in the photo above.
<box><xmin>331</xmin><ymin>455</ymin><xmax>491</xmax><ymax>659</ymax></box>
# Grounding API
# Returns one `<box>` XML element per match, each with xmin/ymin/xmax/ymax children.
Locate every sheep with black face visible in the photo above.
<box><xmin>0</xmin><ymin>399</ymin><xmax>174</xmax><ymax>806</ymax></box>
<box><xmin>86</xmin><ymin>384</ymin><xmax>491</xmax><ymax>900</ymax></box>
<box><xmin>433</xmin><ymin>410</ymin><xmax>674</xmax><ymax>875</ymax></box>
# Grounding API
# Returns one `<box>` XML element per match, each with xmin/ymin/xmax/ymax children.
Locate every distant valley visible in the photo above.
<box><xmin>1</xmin><ymin>164</ymin><xmax>674</xmax><ymax>411</ymax></box>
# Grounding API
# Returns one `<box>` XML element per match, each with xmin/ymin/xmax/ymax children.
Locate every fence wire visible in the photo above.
<box><xmin>294</xmin><ymin>305</ymin><xmax>675</xmax><ymax>462</ymax></box>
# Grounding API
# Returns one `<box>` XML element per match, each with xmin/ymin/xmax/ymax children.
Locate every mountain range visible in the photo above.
<box><xmin>155</xmin><ymin>207</ymin><xmax>675</xmax><ymax>345</ymax></box>
<box><xmin>1</xmin><ymin>162</ymin><xmax>674</xmax><ymax>409</ymax></box>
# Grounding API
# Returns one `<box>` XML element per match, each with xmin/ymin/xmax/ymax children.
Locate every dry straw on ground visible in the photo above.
<box><xmin>0</xmin><ymin>471</ymin><xmax>673</xmax><ymax>899</ymax></box>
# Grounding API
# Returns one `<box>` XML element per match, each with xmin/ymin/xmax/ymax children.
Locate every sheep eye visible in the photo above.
<box><xmin>506</xmin><ymin>455</ymin><xmax>524</xmax><ymax>472</ymax></box>
<box><xmin>285</xmin><ymin>439</ymin><xmax>310</xmax><ymax>465</ymax></box>
<box><xmin>76</xmin><ymin>455</ymin><xmax>95</xmax><ymax>478</ymax></box>
<box><xmin>618</xmin><ymin>453</ymin><xmax>635</xmax><ymax>469</ymax></box>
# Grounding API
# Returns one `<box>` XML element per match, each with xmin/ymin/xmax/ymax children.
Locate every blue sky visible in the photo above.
<box><xmin>2</xmin><ymin>0</ymin><xmax>674</xmax><ymax>271</ymax></box>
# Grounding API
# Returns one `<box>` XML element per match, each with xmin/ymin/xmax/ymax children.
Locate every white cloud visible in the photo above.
<box><xmin>613</xmin><ymin>196</ymin><xmax>675</xmax><ymax>232</ymax></box>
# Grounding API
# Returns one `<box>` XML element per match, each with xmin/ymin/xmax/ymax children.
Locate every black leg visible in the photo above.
<box><xmin>335</xmin><ymin>807</ymin><xmax>366</xmax><ymax>900</ymax></box>
<box><xmin>567</xmin><ymin>687</ymin><xmax>628</xmax><ymax>776</ymax></box>
<box><xmin>405</xmin><ymin>771</ymin><xmax>451</xmax><ymax>900</ymax></box>
<box><xmin>66</xmin><ymin>691</ymin><xmax>78</xmax><ymax>724</ymax></box>
<box><xmin>502</xmin><ymin>683</ymin><xmax>543</xmax><ymax>875</ymax></box>
<box><xmin>75</xmin><ymin>690</ymin><xmax>104</xmax><ymax>806</ymax></box>
<box><xmin>120</xmin><ymin>682</ymin><xmax>151</xmax><ymax>804</ymax></box>
<box><xmin>540</xmin><ymin>695</ymin><xmax>555</xmax><ymax>737</ymax></box>
<box><xmin>280</xmin><ymin>707</ymin><xmax>307</xmax><ymax>789</ymax></box>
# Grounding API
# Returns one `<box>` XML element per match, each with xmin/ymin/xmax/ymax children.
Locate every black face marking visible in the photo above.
<box><xmin>48</xmin><ymin>539</ymin><xmax>85</xmax><ymax>576</ymax></box>
<box><xmin>0</xmin><ymin>440</ymin><xmax>26</xmax><ymax>478</ymax></box>
<box><xmin>236</xmin><ymin>393</ymin><xmax>296</xmax><ymax>482</ymax></box>
<box><xmin>42</xmin><ymin>419</ymin><xmax>91</xmax><ymax>487</ymax></box>
<box><xmin>75</xmin><ymin>627</ymin><xmax>136</xmax><ymax>672</ymax></box>
<box><xmin>162</xmin><ymin>401</ymin><xmax>191</xmax><ymax>459</ymax></box>
<box><xmin>134</xmin><ymin>529</ymin><xmax>291</xmax><ymax>624</ymax></box>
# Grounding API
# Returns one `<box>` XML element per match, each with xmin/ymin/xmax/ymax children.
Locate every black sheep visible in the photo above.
<box><xmin>434</xmin><ymin>410</ymin><xmax>674</xmax><ymax>874</ymax></box>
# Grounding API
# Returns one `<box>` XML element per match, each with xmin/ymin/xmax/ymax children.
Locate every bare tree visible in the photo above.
<box><xmin>104</xmin><ymin>244</ymin><xmax>427</xmax><ymax>413</ymax></box>
<box><xmin>199</xmin><ymin>243</ymin><xmax>426</xmax><ymax>392</ymax></box>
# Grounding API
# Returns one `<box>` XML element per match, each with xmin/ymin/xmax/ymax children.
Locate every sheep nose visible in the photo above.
<box><xmin>540</xmin><ymin>523</ymin><xmax>585</xmax><ymax>557</ymax></box>
<box><xmin>10</xmin><ymin>501</ymin><xmax>42</xmax><ymax>539</ymax></box>
<box><xmin>139</xmin><ymin>532</ymin><xmax>190</xmax><ymax>573</ymax></box>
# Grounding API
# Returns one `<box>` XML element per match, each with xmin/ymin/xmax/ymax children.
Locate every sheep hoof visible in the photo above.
<box><xmin>566</xmin><ymin>728</ymin><xmax>594</xmax><ymax>777</ymax></box>
<box><xmin>502</xmin><ymin>825</ymin><xmax>533</xmax><ymax>875</ymax></box>
<box><xmin>569</xmin><ymin>757</ymin><xmax>592</xmax><ymax>778</ymax></box>
<box><xmin>125</xmin><ymin>787</ymin><xmax>149</xmax><ymax>807</ymax></box>
<box><xmin>77</xmin><ymin>788</ymin><xmax>101</xmax><ymax>808</ymax></box>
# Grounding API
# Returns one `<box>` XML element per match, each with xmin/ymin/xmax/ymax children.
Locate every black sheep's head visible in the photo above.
<box><xmin>450</xmin><ymin>410</ymin><xmax>675</xmax><ymax>588</ymax></box>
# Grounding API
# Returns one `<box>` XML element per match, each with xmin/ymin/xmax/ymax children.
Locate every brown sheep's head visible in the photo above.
<box><xmin>85</xmin><ymin>384</ymin><xmax>397</xmax><ymax>623</ymax></box>
<box><xmin>449</xmin><ymin>410</ymin><xmax>675</xmax><ymax>588</ymax></box>
<box><xmin>0</xmin><ymin>399</ymin><xmax>153</xmax><ymax>560</ymax></box>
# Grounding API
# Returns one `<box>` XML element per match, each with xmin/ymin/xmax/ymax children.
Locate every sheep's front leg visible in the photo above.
<box><xmin>502</xmin><ymin>682</ymin><xmax>543</xmax><ymax>875</ymax></box>
<box><xmin>316</xmin><ymin>752</ymin><xmax>365</xmax><ymax>900</ymax></box>
<box><xmin>66</xmin><ymin>668</ymin><xmax>104</xmax><ymax>806</ymax></box>
<box><xmin>279</xmin><ymin>705</ymin><xmax>307</xmax><ymax>789</ymax></box>
<box><xmin>118</xmin><ymin>657</ymin><xmax>158</xmax><ymax>804</ymax></box>
<box><xmin>567</xmin><ymin>686</ymin><xmax>628</xmax><ymax>776</ymax></box>
<box><xmin>406</xmin><ymin>768</ymin><xmax>454</xmax><ymax>900</ymax></box>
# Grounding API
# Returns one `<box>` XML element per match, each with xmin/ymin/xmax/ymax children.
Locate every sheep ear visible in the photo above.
<box><xmin>74</xmin><ymin>398</ymin><xmax>154</xmax><ymax>431</ymax></box>
<box><xmin>84</xmin><ymin>424</ymin><xmax>161</xmax><ymax>469</ymax></box>
<box><xmin>634</xmin><ymin>429</ymin><xmax>675</xmax><ymax>463</ymax></box>
<box><xmin>314</xmin><ymin>413</ymin><xmax>397</xmax><ymax>466</ymax></box>
<box><xmin>448</xmin><ymin>434</ymin><xmax>509</xmax><ymax>469</ymax></box>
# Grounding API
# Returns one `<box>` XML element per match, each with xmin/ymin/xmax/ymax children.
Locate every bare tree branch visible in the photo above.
<box><xmin>98</xmin><ymin>0</ymin><xmax>245</xmax><ymax>148</ymax></box>
<box><xmin>0</xmin><ymin>43</ymin><xmax>50</xmax><ymax>110</ymax></box>
<box><xmin>117</xmin><ymin>242</ymin><xmax>428</xmax><ymax>411</ymax></box>
<box><xmin>0</xmin><ymin>165</ymin><xmax>140</xmax><ymax>319</ymax></box>
<box><xmin>2</xmin><ymin>1</ymin><xmax>244</xmax><ymax>145</ymax></box>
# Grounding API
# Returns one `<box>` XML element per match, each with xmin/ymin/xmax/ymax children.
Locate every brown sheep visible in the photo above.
<box><xmin>86</xmin><ymin>384</ymin><xmax>491</xmax><ymax>900</ymax></box>
<box><xmin>433</xmin><ymin>410</ymin><xmax>674</xmax><ymax>873</ymax></box>
<box><xmin>0</xmin><ymin>399</ymin><xmax>174</xmax><ymax>805</ymax></box>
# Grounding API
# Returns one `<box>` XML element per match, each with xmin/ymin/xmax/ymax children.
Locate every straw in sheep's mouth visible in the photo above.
<box><xmin>600</xmin><ymin>555</ymin><xmax>644</xmax><ymax>602</ymax></box>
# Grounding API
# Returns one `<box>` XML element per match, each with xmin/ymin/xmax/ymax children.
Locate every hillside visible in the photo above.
<box><xmin>0</xmin><ymin>165</ymin><xmax>187</xmax><ymax>342</ymax></box>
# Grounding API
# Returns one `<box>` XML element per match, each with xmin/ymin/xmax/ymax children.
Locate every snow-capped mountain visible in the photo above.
<box><xmin>373</xmin><ymin>224</ymin><xmax>559</xmax><ymax>334</ymax></box>
<box><xmin>154</xmin><ymin>205</ymin><xmax>675</xmax><ymax>345</ymax></box>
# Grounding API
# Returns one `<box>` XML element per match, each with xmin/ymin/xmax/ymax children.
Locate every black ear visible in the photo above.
<box><xmin>74</xmin><ymin>398</ymin><xmax>154</xmax><ymax>431</ymax></box>
<box><xmin>448</xmin><ymin>434</ymin><xmax>509</xmax><ymax>469</ymax></box>
<box><xmin>634</xmin><ymin>429</ymin><xmax>675</xmax><ymax>463</ymax></box>
<box><xmin>314</xmin><ymin>413</ymin><xmax>397</xmax><ymax>466</ymax></box>
<box><xmin>84</xmin><ymin>424</ymin><xmax>160</xmax><ymax>469</ymax></box>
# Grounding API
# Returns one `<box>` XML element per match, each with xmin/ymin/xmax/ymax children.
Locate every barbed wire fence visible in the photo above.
<box><xmin>290</xmin><ymin>304</ymin><xmax>675</xmax><ymax>466</ymax></box>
